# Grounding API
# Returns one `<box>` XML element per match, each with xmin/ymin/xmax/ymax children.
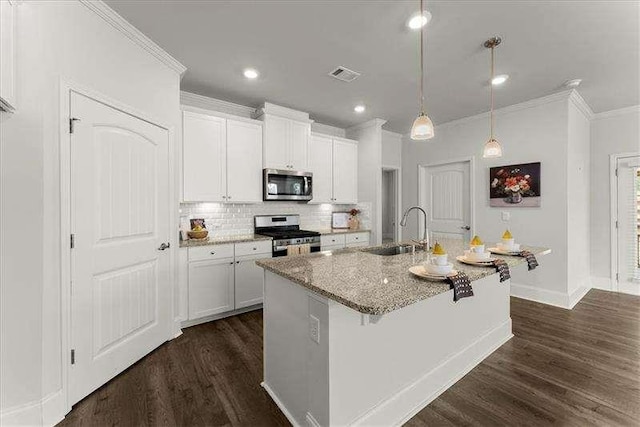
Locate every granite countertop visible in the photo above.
<box><xmin>256</xmin><ymin>238</ymin><xmax>550</xmax><ymax>315</ymax></box>
<box><xmin>313</xmin><ymin>228</ymin><xmax>371</xmax><ymax>235</ymax></box>
<box><xmin>179</xmin><ymin>234</ymin><xmax>272</xmax><ymax>248</ymax></box>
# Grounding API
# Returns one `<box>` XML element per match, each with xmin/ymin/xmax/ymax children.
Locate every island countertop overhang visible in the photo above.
<box><xmin>256</xmin><ymin>238</ymin><xmax>550</xmax><ymax>315</ymax></box>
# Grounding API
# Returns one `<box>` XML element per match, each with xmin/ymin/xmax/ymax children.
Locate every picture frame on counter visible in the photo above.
<box><xmin>331</xmin><ymin>211</ymin><xmax>350</xmax><ymax>229</ymax></box>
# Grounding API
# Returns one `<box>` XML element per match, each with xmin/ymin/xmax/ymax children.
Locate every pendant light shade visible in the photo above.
<box><xmin>482</xmin><ymin>36</ymin><xmax>503</xmax><ymax>158</ymax></box>
<box><xmin>410</xmin><ymin>0</ymin><xmax>434</xmax><ymax>140</ymax></box>
<box><xmin>483</xmin><ymin>138</ymin><xmax>503</xmax><ymax>158</ymax></box>
<box><xmin>411</xmin><ymin>112</ymin><xmax>435</xmax><ymax>140</ymax></box>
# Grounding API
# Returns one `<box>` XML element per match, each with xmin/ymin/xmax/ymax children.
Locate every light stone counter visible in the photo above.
<box><xmin>311</xmin><ymin>228</ymin><xmax>371</xmax><ymax>235</ymax></box>
<box><xmin>256</xmin><ymin>238</ymin><xmax>550</xmax><ymax>315</ymax></box>
<box><xmin>179</xmin><ymin>234</ymin><xmax>272</xmax><ymax>248</ymax></box>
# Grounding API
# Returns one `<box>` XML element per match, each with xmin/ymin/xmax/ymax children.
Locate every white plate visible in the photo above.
<box><xmin>409</xmin><ymin>265</ymin><xmax>458</xmax><ymax>281</ymax></box>
<box><xmin>456</xmin><ymin>255</ymin><xmax>496</xmax><ymax>266</ymax></box>
<box><xmin>488</xmin><ymin>247</ymin><xmax>521</xmax><ymax>256</ymax></box>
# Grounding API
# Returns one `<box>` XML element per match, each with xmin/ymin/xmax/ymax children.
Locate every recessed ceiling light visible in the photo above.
<box><xmin>407</xmin><ymin>11</ymin><xmax>432</xmax><ymax>30</ymax></box>
<box><xmin>491</xmin><ymin>74</ymin><xmax>509</xmax><ymax>85</ymax></box>
<box><xmin>564</xmin><ymin>78</ymin><xmax>582</xmax><ymax>88</ymax></box>
<box><xmin>354</xmin><ymin>105</ymin><xmax>365</xmax><ymax>113</ymax></box>
<box><xmin>243</xmin><ymin>68</ymin><xmax>259</xmax><ymax>79</ymax></box>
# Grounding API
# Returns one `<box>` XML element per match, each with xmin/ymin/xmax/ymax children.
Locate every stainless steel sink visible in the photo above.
<box><xmin>362</xmin><ymin>244</ymin><xmax>425</xmax><ymax>256</ymax></box>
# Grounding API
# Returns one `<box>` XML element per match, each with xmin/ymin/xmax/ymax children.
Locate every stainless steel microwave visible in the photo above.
<box><xmin>263</xmin><ymin>169</ymin><xmax>313</xmax><ymax>201</ymax></box>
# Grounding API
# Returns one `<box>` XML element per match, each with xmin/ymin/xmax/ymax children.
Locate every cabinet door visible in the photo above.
<box><xmin>332</xmin><ymin>138</ymin><xmax>358</xmax><ymax>204</ymax></box>
<box><xmin>263</xmin><ymin>115</ymin><xmax>289</xmax><ymax>170</ymax></box>
<box><xmin>0</xmin><ymin>0</ymin><xmax>16</xmax><ymax>111</ymax></box>
<box><xmin>235</xmin><ymin>256</ymin><xmax>266</xmax><ymax>309</ymax></box>
<box><xmin>188</xmin><ymin>258</ymin><xmax>235</xmax><ymax>319</ymax></box>
<box><xmin>289</xmin><ymin>120</ymin><xmax>310</xmax><ymax>171</ymax></box>
<box><xmin>308</xmin><ymin>134</ymin><xmax>333</xmax><ymax>203</ymax></box>
<box><xmin>227</xmin><ymin>119</ymin><xmax>262</xmax><ymax>203</ymax></box>
<box><xmin>183</xmin><ymin>111</ymin><xmax>227</xmax><ymax>202</ymax></box>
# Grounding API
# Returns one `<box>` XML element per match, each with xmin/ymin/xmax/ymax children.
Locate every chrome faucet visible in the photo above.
<box><xmin>400</xmin><ymin>206</ymin><xmax>430</xmax><ymax>251</ymax></box>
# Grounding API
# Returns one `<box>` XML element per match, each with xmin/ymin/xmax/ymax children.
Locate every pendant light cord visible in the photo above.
<box><xmin>490</xmin><ymin>45</ymin><xmax>495</xmax><ymax>139</ymax></box>
<box><xmin>419</xmin><ymin>0</ymin><xmax>425</xmax><ymax>114</ymax></box>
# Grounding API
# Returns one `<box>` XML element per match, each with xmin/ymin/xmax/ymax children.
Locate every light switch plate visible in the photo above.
<box><xmin>501</xmin><ymin>212</ymin><xmax>510</xmax><ymax>221</ymax></box>
<box><xmin>309</xmin><ymin>315</ymin><xmax>320</xmax><ymax>344</ymax></box>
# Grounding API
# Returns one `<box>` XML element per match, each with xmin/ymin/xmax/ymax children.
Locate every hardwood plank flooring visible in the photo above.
<box><xmin>59</xmin><ymin>289</ymin><xmax>639</xmax><ymax>426</ymax></box>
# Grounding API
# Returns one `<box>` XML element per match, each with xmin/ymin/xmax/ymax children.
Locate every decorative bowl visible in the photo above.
<box><xmin>188</xmin><ymin>229</ymin><xmax>209</xmax><ymax>239</ymax></box>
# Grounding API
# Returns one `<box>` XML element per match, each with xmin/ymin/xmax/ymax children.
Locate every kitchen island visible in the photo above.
<box><xmin>256</xmin><ymin>239</ymin><xmax>550</xmax><ymax>426</ymax></box>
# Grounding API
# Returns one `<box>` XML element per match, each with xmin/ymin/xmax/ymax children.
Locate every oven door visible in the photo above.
<box><xmin>264</xmin><ymin>169</ymin><xmax>313</xmax><ymax>201</ymax></box>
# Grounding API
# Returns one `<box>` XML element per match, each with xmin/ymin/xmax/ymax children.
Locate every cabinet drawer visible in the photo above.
<box><xmin>320</xmin><ymin>234</ymin><xmax>346</xmax><ymax>248</ymax></box>
<box><xmin>235</xmin><ymin>240</ymin><xmax>272</xmax><ymax>257</ymax></box>
<box><xmin>345</xmin><ymin>232</ymin><xmax>369</xmax><ymax>246</ymax></box>
<box><xmin>188</xmin><ymin>244</ymin><xmax>234</xmax><ymax>261</ymax></box>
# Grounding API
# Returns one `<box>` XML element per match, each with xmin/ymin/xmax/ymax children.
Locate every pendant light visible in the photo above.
<box><xmin>410</xmin><ymin>0</ymin><xmax>434</xmax><ymax>140</ymax></box>
<box><xmin>483</xmin><ymin>36</ymin><xmax>503</xmax><ymax>158</ymax></box>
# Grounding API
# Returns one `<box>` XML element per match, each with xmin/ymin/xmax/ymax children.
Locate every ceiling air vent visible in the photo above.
<box><xmin>328</xmin><ymin>66</ymin><xmax>361</xmax><ymax>82</ymax></box>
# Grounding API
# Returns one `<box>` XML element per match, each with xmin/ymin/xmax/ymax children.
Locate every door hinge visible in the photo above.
<box><xmin>70</xmin><ymin>349</ymin><xmax>75</xmax><ymax>365</ymax></box>
<box><xmin>615</xmin><ymin>168</ymin><xmax>618</xmax><ymax>177</ymax></box>
<box><xmin>616</xmin><ymin>273</ymin><xmax>619</xmax><ymax>282</ymax></box>
<box><xmin>615</xmin><ymin>221</ymin><xmax>618</xmax><ymax>229</ymax></box>
<box><xmin>69</xmin><ymin>117</ymin><xmax>80</xmax><ymax>134</ymax></box>
<box><xmin>70</xmin><ymin>233</ymin><xmax>75</xmax><ymax>249</ymax></box>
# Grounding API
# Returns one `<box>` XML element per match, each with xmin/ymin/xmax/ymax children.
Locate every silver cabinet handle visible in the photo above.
<box><xmin>158</xmin><ymin>242</ymin><xmax>170</xmax><ymax>251</ymax></box>
<box><xmin>253</xmin><ymin>247</ymin><xmax>257</xmax><ymax>250</ymax></box>
<box><xmin>229</xmin><ymin>261</ymin><xmax>234</xmax><ymax>265</ymax></box>
<box><xmin>236</xmin><ymin>261</ymin><xmax>240</xmax><ymax>264</ymax></box>
<box><xmin>210</xmin><ymin>251</ymin><xmax>215</xmax><ymax>255</ymax></box>
<box><xmin>461</xmin><ymin>226</ymin><xmax>471</xmax><ymax>230</ymax></box>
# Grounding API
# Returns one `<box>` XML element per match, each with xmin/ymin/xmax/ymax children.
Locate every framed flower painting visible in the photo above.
<box><xmin>489</xmin><ymin>162</ymin><xmax>541</xmax><ymax>207</ymax></box>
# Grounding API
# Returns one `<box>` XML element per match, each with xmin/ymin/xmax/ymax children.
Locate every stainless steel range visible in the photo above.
<box><xmin>255</xmin><ymin>214</ymin><xmax>321</xmax><ymax>257</ymax></box>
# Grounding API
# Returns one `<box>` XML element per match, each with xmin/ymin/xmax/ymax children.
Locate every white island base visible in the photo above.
<box><xmin>262</xmin><ymin>270</ymin><xmax>513</xmax><ymax>427</ymax></box>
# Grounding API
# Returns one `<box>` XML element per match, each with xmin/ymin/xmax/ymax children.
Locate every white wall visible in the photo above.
<box><xmin>590</xmin><ymin>106</ymin><xmax>640</xmax><ymax>287</ymax></box>
<box><xmin>567</xmin><ymin>100</ymin><xmax>592</xmax><ymax>295</ymax></box>
<box><xmin>381</xmin><ymin>130</ymin><xmax>402</xmax><ymax>169</ymax></box>
<box><xmin>0</xmin><ymin>1</ymin><xmax>182</xmax><ymax>424</ymax></box>
<box><xmin>402</xmin><ymin>91</ymin><xmax>589</xmax><ymax>306</ymax></box>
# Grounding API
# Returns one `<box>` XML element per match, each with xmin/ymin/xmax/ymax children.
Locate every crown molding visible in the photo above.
<box><xmin>180</xmin><ymin>91</ymin><xmax>256</xmax><ymax>118</ymax></box>
<box><xmin>436</xmin><ymin>90</ymin><xmax>574</xmax><ymax>130</ymax></box>
<box><xmin>347</xmin><ymin>118</ymin><xmax>387</xmax><ymax>133</ymax></box>
<box><xmin>80</xmin><ymin>0</ymin><xmax>187</xmax><ymax>76</ymax></box>
<box><xmin>593</xmin><ymin>104</ymin><xmax>640</xmax><ymax>121</ymax></box>
<box><xmin>568</xmin><ymin>89</ymin><xmax>594</xmax><ymax>120</ymax></box>
<box><xmin>256</xmin><ymin>102</ymin><xmax>313</xmax><ymax>123</ymax></box>
<box><xmin>381</xmin><ymin>129</ymin><xmax>403</xmax><ymax>140</ymax></box>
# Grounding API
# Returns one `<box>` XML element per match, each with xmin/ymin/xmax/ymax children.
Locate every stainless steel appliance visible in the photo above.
<box><xmin>263</xmin><ymin>169</ymin><xmax>313</xmax><ymax>201</ymax></box>
<box><xmin>255</xmin><ymin>214</ymin><xmax>321</xmax><ymax>257</ymax></box>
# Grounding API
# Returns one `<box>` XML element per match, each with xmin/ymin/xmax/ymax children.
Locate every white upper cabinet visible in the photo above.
<box><xmin>309</xmin><ymin>134</ymin><xmax>334</xmax><ymax>203</ymax></box>
<box><xmin>0</xmin><ymin>0</ymin><xmax>17</xmax><ymax>112</ymax></box>
<box><xmin>226</xmin><ymin>119</ymin><xmax>262</xmax><ymax>203</ymax></box>
<box><xmin>288</xmin><ymin>119</ymin><xmax>310</xmax><ymax>170</ymax></box>
<box><xmin>332</xmin><ymin>137</ymin><xmax>358</xmax><ymax>204</ymax></box>
<box><xmin>259</xmin><ymin>103</ymin><xmax>311</xmax><ymax>171</ymax></box>
<box><xmin>262</xmin><ymin>115</ymin><xmax>289</xmax><ymax>170</ymax></box>
<box><xmin>182</xmin><ymin>110</ymin><xmax>262</xmax><ymax>203</ymax></box>
<box><xmin>309</xmin><ymin>134</ymin><xmax>358</xmax><ymax>204</ymax></box>
<box><xmin>183</xmin><ymin>111</ymin><xmax>227</xmax><ymax>202</ymax></box>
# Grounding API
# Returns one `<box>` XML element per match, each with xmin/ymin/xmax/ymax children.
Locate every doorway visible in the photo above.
<box><xmin>66</xmin><ymin>90</ymin><xmax>173</xmax><ymax>406</ymax></box>
<box><xmin>613</xmin><ymin>153</ymin><xmax>640</xmax><ymax>295</ymax></box>
<box><xmin>382</xmin><ymin>167</ymin><xmax>401</xmax><ymax>243</ymax></box>
<box><xmin>418</xmin><ymin>158</ymin><xmax>475</xmax><ymax>242</ymax></box>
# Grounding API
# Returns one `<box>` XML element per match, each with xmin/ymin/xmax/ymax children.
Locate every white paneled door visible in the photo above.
<box><xmin>69</xmin><ymin>92</ymin><xmax>171</xmax><ymax>405</ymax></box>
<box><xmin>421</xmin><ymin>161</ymin><xmax>471</xmax><ymax>241</ymax></box>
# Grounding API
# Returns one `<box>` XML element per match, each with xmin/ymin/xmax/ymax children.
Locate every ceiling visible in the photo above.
<box><xmin>106</xmin><ymin>0</ymin><xmax>639</xmax><ymax>133</ymax></box>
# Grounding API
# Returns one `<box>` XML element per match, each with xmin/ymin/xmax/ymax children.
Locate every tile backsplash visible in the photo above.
<box><xmin>179</xmin><ymin>202</ymin><xmax>372</xmax><ymax>238</ymax></box>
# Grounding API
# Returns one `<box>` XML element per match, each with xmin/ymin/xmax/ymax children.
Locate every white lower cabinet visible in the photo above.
<box><xmin>320</xmin><ymin>232</ymin><xmax>369</xmax><ymax>251</ymax></box>
<box><xmin>188</xmin><ymin>257</ymin><xmax>235</xmax><ymax>319</ymax></box>
<box><xmin>185</xmin><ymin>241</ymin><xmax>271</xmax><ymax>324</ymax></box>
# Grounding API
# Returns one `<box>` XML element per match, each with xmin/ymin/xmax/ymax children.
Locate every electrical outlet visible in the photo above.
<box><xmin>501</xmin><ymin>211</ymin><xmax>510</xmax><ymax>222</ymax></box>
<box><xmin>309</xmin><ymin>315</ymin><xmax>320</xmax><ymax>344</ymax></box>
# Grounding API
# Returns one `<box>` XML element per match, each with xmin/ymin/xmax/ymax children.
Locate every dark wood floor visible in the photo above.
<box><xmin>59</xmin><ymin>289</ymin><xmax>640</xmax><ymax>426</ymax></box>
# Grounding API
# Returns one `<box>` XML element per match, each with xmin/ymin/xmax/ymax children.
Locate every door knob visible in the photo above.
<box><xmin>461</xmin><ymin>226</ymin><xmax>471</xmax><ymax>230</ymax></box>
<box><xmin>158</xmin><ymin>242</ymin><xmax>170</xmax><ymax>251</ymax></box>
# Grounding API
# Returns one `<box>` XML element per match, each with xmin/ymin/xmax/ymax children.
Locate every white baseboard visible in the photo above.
<box><xmin>181</xmin><ymin>304</ymin><xmax>262</xmax><ymax>329</ymax></box>
<box><xmin>590</xmin><ymin>276</ymin><xmax>612</xmax><ymax>291</ymax></box>
<box><xmin>41</xmin><ymin>389</ymin><xmax>66</xmax><ymax>427</ymax></box>
<box><xmin>261</xmin><ymin>381</ymin><xmax>301</xmax><ymax>427</ymax></box>
<box><xmin>510</xmin><ymin>282</ymin><xmax>590</xmax><ymax>309</ymax></box>
<box><xmin>352</xmin><ymin>319</ymin><xmax>513</xmax><ymax>427</ymax></box>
